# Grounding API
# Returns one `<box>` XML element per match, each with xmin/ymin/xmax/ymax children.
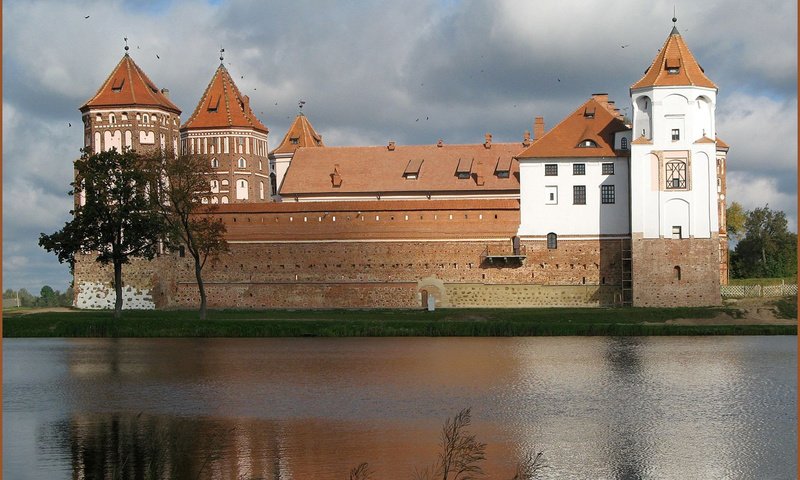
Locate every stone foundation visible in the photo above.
<box><xmin>630</xmin><ymin>235</ymin><xmax>721</xmax><ymax>307</ymax></box>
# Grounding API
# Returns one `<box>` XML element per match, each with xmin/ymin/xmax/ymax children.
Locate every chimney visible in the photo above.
<box><xmin>437</xmin><ymin>139</ymin><xmax>444</xmax><ymax>148</ymax></box>
<box><xmin>474</xmin><ymin>161</ymin><xmax>485</xmax><ymax>186</ymax></box>
<box><xmin>533</xmin><ymin>117</ymin><xmax>545</xmax><ymax>140</ymax></box>
<box><xmin>484</xmin><ymin>133</ymin><xmax>492</xmax><ymax>149</ymax></box>
<box><xmin>243</xmin><ymin>95</ymin><xmax>250</xmax><ymax>111</ymax></box>
<box><xmin>160</xmin><ymin>88</ymin><xmax>170</xmax><ymax>98</ymax></box>
<box><xmin>522</xmin><ymin>130</ymin><xmax>531</xmax><ymax>147</ymax></box>
<box><xmin>331</xmin><ymin>164</ymin><xmax>342</xmax><ymax>187</ymax></box>
<box><xmin>388</xmin><ymin>141</ymin><xmax>396</xmax><ymax>151</ymax></box>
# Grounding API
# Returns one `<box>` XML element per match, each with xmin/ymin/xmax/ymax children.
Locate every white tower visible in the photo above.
<box><xmin>629</xmin><ymin>20</ymin><xmax>725</xmax><ymax>306</ymax></box>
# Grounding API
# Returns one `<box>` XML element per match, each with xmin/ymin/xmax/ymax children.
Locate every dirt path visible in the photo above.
<box><xmin>665</xmin><ymin>298</ymin><xmax>797</xmax><ymax>326</ymax></box>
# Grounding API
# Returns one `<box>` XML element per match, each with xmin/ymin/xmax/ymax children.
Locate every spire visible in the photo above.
<box><xmin>181</xmin><ymin>63</ymin><xmax>268</xmax><ymax>133</ymax></box>
<box><xmin>631</xmin><ymin>24</ymin><xmax>716</xmax><ymax>90</ymax></box>
<box><xmin>80</xmin><ymin>54</ymin><xmax>180</xmax><ymax>113</ymax></box>
<box><xmin>271</xmin><ymin>113</ymin><xmax>324</xmax><ymax>155</ymax></box>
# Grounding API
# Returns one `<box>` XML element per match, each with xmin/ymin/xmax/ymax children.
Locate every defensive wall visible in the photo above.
<box><xmin>75</xmin><ymin>200</ymin><xmax>626</xmax><ymax>309</ymax></box>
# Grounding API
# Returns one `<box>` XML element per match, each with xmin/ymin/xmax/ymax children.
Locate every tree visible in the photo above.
<box><xmin>38</xmin><ymin>285</ymin><xmax>58</xmax><ymax>307</ymax></box>
<box><xmin>726</xmin><ymin>201</ymin><xmax>747</xmax><ymax>243</ymax></box>
<box><xmin>414</xmin><ymin>408</ymin><xmax>487</xmax><ymax>480</ymax></box>
<box><xmin>146</xmin><ymin>153</ymin><xmax>228</xmax><ymax>320</ymax></box>
<box><xmin>39</xmin><ymin>149</ymin><xmax>165</xmax><ymax>318</ymax></box>
<box><xmin>730</xmin><ymin>205</ymin><xmax>797</xmax><ymax>278</ymax></box>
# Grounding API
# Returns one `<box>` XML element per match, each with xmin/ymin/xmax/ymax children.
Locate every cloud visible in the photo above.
<box><xmin>727</xmin><ymin>173</ymin><xmax>797</xmax><ymax>232</ymax></box>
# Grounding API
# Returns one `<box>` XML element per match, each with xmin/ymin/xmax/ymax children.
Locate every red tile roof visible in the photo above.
<box><xmin>715</xmin><ymin>136</ymin><xmax>730</xmax><ymax>150</ymax></box>
<box><xmin>181</xmin><ymin>64</ymin><xmax>267</xmax><ymax>133</ymax></box>
<box><xmin>271</xmin><ymin>113</ymin><xmax>324</xmax><ymax>154</ymax></box>
<box><xmin>80</xmin><ymin>54</ymin><xmax>180</xmax><ymax>113</ymax></box>
<box><xmin>516</xmin><ymin>96</ymin><xmax>629</xmax><ymax>158</ymax></box>
<box><xmin>280</xmin><ymin>142</ymin><xmax>525</xmax><ymax>196</ymax></box>
<box><xmin>631</xmin><ymin>27</ymin><xmax>716</xmax><ymax>90</ymax></box>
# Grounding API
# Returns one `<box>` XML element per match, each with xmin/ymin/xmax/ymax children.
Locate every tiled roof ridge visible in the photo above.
<box><xmin>303</xmin><ymin>142</ymin><xmax>522</xmax><ymax>150</ymax></box>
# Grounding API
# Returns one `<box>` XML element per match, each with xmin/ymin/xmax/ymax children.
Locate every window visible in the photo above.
<box><xmin>573</xmin><ymin>163</ymin><xmax>585</xmax><ymax>175</ymax></box>
<box><xmin>210</xmin><ymin>180</ymin><xmax>219</xmax><ymax>193</ymax></box>
<box><xmin>673</xmin><ymin>265</ymin><xmax>681</xmax><ymax>280</ymax></box>
<box><xmin>496</xmin><ymin>170</ymin><xmax>510</xmax><ymax>178</ymax></box>
<box><xmin>666</xmin><ymin>161</ymin><xmax>686</xmax><ymax>189</ymax></box>
<box><xmin>672</xmin><ymin>226</ymin><xmax>682</xmax><ymax>239</ymax></box>
<box><xmin>142</xmin><ymin>114</ymin><xmax>149</xmax><ymax>124</ymax></box>
<box><xmin>545</xmin><ymin>186</ymin><xmax>558</xmax><ymax>205</ymax></box>
<box><xmin>221</xmin><ymin>179</ymin><xmax>229</xmax><ymax>187</ymax></box>
<box><xmin>671</xmin><ymin>129</ymin><xmax>680</xmax><ymax>141</ymax></box>
<box><xmin>211</xmin><ymin>158</ymin><xmax>219</xmax><ymax>168</ymax></box>
<box><xmin>290</xmin><ymin>137</ymin><xmax>299</xmax><ymax>145</ymax></box>
<box><xmin>578</xmin><ymin>139</ymin><xmax>598</xmax><ymax>148</ymax></box>
<box><xmin>547</xmin><ymin>232</ymin><xmax>557</xmax><ymax>249</ymax></box>
<box><xmin>620</xmin><ymin>137</ymin><xmax>628</xmax><ymax>150</ymax></box>
<box><xmin>270</xmin><ymin>173</ymin><xmax>277</xmax><ymax>196</ymax></box>
<box><xmin>238</xmin><ymin>158</ymin><xmax>247</xmax><ymax>169</ymax></box>
<box><xmin>109</xmin><ymin>113</ymin><xmax>116</xmax><ymax>124</ymax></box>
<box><xmin>602</xmin><ymin>163</ymin><xmax>615</xmax><ymax>175</ymax></box>
<box><xmin>573</xmin><ymin>185</ymin><xmax>586</xmax><ymax>205</ymax></box>
<box><xmin>601</xmin><ymin>185</ymin><xmax>615</xmax><ymax>204</ymax></box>
<box><xmin>544</xmin><ymin>164</ymin><xmax>558</xmax><ymax>176</ymax></box>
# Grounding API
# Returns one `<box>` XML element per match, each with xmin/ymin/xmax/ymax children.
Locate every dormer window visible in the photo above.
<box><xmin>290</xmin><ymin>137</ymin><xmax>299</xmax><ymax>145</ymax></box>
<box><xmin>495</xmin><ymin>157</ymin><xmax>512</xmax><ymax>179</ymax></box>
<box><xmin>403</xmin><ymin>158</ymin><xmax>423</xmax><ymax>180</ymax></box>
<box><xmin>207</xmin><ymin>95</ymin><xmax>220</xmax><ymax>112</ymax></box>
<box><xmin>620</xmin><ymin>137</ymin><xmax>628</xmax><ymax>150</ymax></box>
<box><xmin>666</xmin><ymin>57</ymin><xmax>681</xmax><ymax>74</ymax></box>
<box><xmin>578</xmin><ymin>139</ymin><xmax>598</xmax><ymax>148</ymax></box>
<box><xmin>583</xmin><ymin>106</ymin><xmax>595</xmax><ymax>119</ymax></box>
<box><xmin>111</xmin><ymin>77</ymin><xmax>124</xmax><ymax>92</ymax></box>
<box><xmin>455</xmin><ymin>158</ymin><xmax>473</xmax><ymax>179</ymax></box>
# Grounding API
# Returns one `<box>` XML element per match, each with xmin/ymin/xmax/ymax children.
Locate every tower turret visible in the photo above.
<box><xmin>180</xmin><ymin>60</ymin><xmax>269</xmax><ymax>204</ymax></box>
<box><xmin>268</xmin><ymin>113</ymin><xmax>324</xmax><ymax>200</ymax></box>
<box><xmin>80</xmin><ymin>51</ymin><xmax>181</xmax><ymax>156</ymax></box>
<box><xmin>628</xmin><ymin>21</ymin><xmax>727</xmax><ymax>306</ymax></box>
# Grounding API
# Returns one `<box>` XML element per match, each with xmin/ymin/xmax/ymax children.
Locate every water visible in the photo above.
<box><xmin>4</xmin><ymin>336</ymin><xmax>796</xmax><ymax>479</ymax></box>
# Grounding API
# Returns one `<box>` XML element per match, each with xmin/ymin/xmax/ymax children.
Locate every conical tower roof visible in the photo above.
<box><xmin>181</xmin><ymin>64</ymin><xmax>268</xmax><ymax>133</ymax></box>
<box><xmin>81</xmin><ymin>53</ymin><xmax>181</xmax><ymax>113</ymax></box>
<box><xmin>270</xmin><ymin>113</ymin><xmax>324</xmax><ymax>154</ymax></box>
<box><xmin>631</xmin><ymin>26</ymin><xmax>716</xmax><ymax>90</ymax></box>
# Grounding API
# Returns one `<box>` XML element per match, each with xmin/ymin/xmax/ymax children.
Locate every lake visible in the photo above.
<box><xmin>3</xmin><ymin>336</ymin><xmax>796</xmax><ymax>479</ymax></box>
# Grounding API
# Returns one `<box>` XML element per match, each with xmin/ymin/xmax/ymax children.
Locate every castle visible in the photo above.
<box><xmin>73</xmin><ymin>23</ymin><xmax>729</xmax><ymax>310</ymax></box>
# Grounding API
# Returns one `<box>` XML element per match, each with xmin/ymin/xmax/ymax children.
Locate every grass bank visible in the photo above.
<box><xmin>3</xmin><ymin>306</ymin><xmax>795</xmax><ymax>337</ymax></box>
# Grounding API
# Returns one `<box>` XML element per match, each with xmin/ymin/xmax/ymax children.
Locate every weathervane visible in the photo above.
<box><xmin>672</xmin><ymin>5</ymin><xmax>677</xmax><ymax>24</ymax></box>
<box><xmin>219</xmin><ymin>47</ymin><xmax>225</xmax><ymax>63</ymax></box>
<box><xmin>124</xmin><ymin>36</ymin><xmax>129</xmax><ymax>53</ymax></box>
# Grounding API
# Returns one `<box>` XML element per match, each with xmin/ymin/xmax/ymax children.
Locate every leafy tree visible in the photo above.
<box><xmin>38</xmin><ymin>285</ymin><xmax>57</xmax><ymax>307</ymax></box>
<box><xmin>726</xmin><ymin>201</ymin><xmax>747</xmax><ymax>243</ymax></box>
<box><xmin>39</xmin><ymin>149</ymin><xmax>165</xmax><ymax>318</ymax></box>
<box><xmin>145</xmin><ymin>153</ymin><xmax>228</xmax><ymax>320</ymax></box>
<box><xmin>730</xmin><ymin>205</ymin><xmax>797</xmax><ymax>278</ymax></box>
<box><xmin>17</xmin><ymin>288</ymin><xmax>36</xmax><ymax>307</ymax></box>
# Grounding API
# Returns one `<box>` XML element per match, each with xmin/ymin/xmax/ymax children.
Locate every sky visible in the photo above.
<box><xmin>2</xmin><ymin>0</ymin><xmax>797</xmax><ymax>293</ymax></box>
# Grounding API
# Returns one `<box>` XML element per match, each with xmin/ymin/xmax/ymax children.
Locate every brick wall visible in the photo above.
<box><xmin>630</xmin><ymin>235</ymin><xmax>721</xmax><ymax>307</ymax></box>
<box><xmin>74</xmin><ymin>237</ymin><xmax>625</xmax><ymax>309</ymax></box>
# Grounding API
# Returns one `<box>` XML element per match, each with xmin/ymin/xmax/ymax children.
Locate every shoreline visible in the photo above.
<box><xmin>3</xmin><ymin>303</ymin><xmax>796</xmax><ymax>337</ymax></box>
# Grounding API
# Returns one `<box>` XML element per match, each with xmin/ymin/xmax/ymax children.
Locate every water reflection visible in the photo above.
<box><xmin>4</xmin><ymin>337</ymin><xmax>796</xmax><ymax>479</ymax></box>
<box><xmin>604</xmin><ymin>337</ymin><xmax>648</xmax><ymax>480</ymax></box>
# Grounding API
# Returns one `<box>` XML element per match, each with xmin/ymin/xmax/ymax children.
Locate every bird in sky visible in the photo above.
<box><xmin>621</xmin><ymin>44</ymin><xmax>630</xmax><ymax>48</ymax></box>
<box><xmin>416</xmin><ymin>118</ymin><xmax>419</xmax><ymax>122</ymax></box>
<box><xmin>68</xmin><ymin>122</ymin><xmax>71</xmax><ymax>127</ymax></box>
<box><xmin>84</xmin><ymin>15</ymin><xmax>90</xmax><ymax>19</ymax></box>
<box><xmin>156</xmin><ymin>54</ymin><xmax>160</xmax><ymax>59</ymax></box>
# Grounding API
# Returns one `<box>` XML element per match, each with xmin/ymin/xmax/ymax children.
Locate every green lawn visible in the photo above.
<box><xmin>3</xmin><ymin>306</ymin><xmax>795</xmax><ymax>337</ymax></box>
